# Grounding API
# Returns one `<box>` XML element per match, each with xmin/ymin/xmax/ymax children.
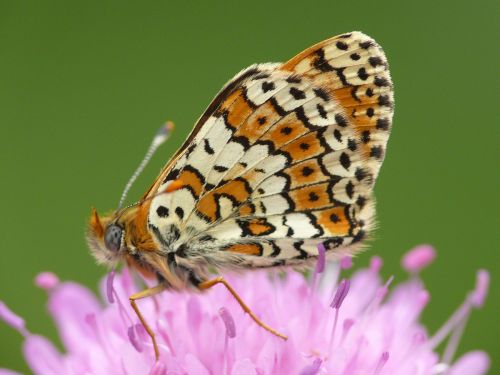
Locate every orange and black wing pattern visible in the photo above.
<box><xmin>147</xmin><ymin>32</ymin><xmax>393</xmax><ymax>268</ymax></box>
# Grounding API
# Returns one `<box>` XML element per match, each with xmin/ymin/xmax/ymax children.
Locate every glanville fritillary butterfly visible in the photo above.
<box><xmin>87</xmin><ymin>31</ymin><xmax>394</xmax><ymax>359</ymax></box>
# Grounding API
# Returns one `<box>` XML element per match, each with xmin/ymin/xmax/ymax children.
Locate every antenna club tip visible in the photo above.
<box><xmin>165</xmin><ymin>121</ymin><xmax>175</xmax><ymax>131</ymax></box>
<box><xmin>154</xmin><ymin>121</ymin><xmax>175</xmax><ymax>144</ymax></box>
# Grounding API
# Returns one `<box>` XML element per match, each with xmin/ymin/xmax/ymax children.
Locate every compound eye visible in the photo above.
<box><xmin>104</xmin><ymin>224</ymin><xmax>123</xmax><ymax>252</ymax></box>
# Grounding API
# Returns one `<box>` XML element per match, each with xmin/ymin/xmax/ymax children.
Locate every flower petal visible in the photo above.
<box><xmin>47</xmin><ymin>281</ymin><xmax>101</xmax><ymax>353</ymax></box>
<box><xmin>0</xmin><ymin>369</ymin><xmax>23</xmax><ymax>375</ymax></box>
<box><xmin>182</xmin><ymin>353</ymin><xmax>211</xmax><ymax>375</ymax></box>
<box><xmin>0</xmin><ymin>301</ymin><xmax>28</xmax><ymax>336</ymax></box>
<box><xmin>401</xmin><ymin>245</ymin><xmax>436</xmax><ymax>273</ymax></box>
<box><xmin>470</xmin><ymin>270</ymin><xmax>489</xmax><ymax>308</ymax></box>
<box><xmin>448</xmin><ymin>351</ymin><xmax>490</xmax><ymax>375</ymax></box>
<box><xmin>34</xmin><ymin>272</ymin><xmax>59</xmax><ymax>290</ymax></box>
<box><xmin>231</xmin><ymin>359</ymin><xmax>258</xmax><ymax>375</ymax></box>
<box><xmin>8</xmin><ymin>249</ymin><xmax>490</xmax><ymax>375</ymax></box>
<box><xmin>299</xmin><ymin>358</ymin><xmax>322</xmax><ymax>375</ymax></box>
<box><xmin>23</xmin><ymin>335</ymin><xmax>65</xmax><ymax>375</ymax></box>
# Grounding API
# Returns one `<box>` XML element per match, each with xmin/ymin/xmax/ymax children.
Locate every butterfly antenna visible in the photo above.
<box><xmin>117</xmin><ymin>121</ymin><xmax>174</xmax><ymax>209</ymax></box>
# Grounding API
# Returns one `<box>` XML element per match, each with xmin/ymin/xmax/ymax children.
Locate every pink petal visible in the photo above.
<box><xmin>340</xmin><ymin>256</ymin><xmax>353</xmax><ymax>270</ymax></box>
<box><xmin>127</xmin><ymin>325</ymin><xmax>144</xmax><ymax>352</ymax></box>
<box><xmin>448</xmin><ymin>351</ymin><xmax>490</xmax><ymax>375</ymax></box>
<box><xmin>315</xmin><ymin>243</ymin><xmax>326</xmax><ymax>273</ymax></box>
<box><xmin>150</xmin><ymin>362</ymin><xmax>166</xmax><ymax>375</ymax></box>
<box><xmin>47</xmin><ymin>281</ymin><xmax>101</xmax><ymax>353</ymax></box>
<box><xmin>182</xmin><ymin>353</ymin><xmax>211</xmax><ymax>375</ymax></box>
<box><xmin>0</xmin><ymin>301</ymin><xmax>28</xmax><ymax>336</ymax></box>
<box><xmin>299</xmin><ymin>358</ymin><xmax>322</xmax><ymax>375</ymax></box>
<box><xmin>106</xmin><ymin>270</ymin><xmax>116</xmax><ymax>304</ymax></box>
<box><xmin>342</xmin><ymin>267</ymin><xmax>381</xmax><ymax>315</ymax></box>
<box><xmin>0</xmin><ymin>369</ymin><xmax>23</xmax><ymax>375</ymax></box>
<box><xmin>219</xmin><ymin>307</ymin><xmax>236</xmax><ymax>338</ymax></box>
<box><xmin>370</xmin><ymin>256</ymin><xmax>383</xmax><ymax>273</ymax></box>
<box><xmin>231</xmin><ymin>359</ymin><xmax>258</xmax><ymax>375</ymax></box>
<box><xmin>388</xmin><ymin>279</ymin><xmax>429</xmax><ymax>323</ymax></box>
<box><xmin>471</xmin><ymin>270</ymin><xmax>489</xmax><ymax>308</ymax></box>
<box><xmin>23</xmin><ymin>335</ymin><xmax>65</xmax><ymax>375</ymax></box>
<box><xmin>402</xmin><ymin>245</ymin><xmax>436</xmax><ymax>273</ymax></box>
<box><xmin>34</xmin><ymin>272</ymin><xmax>59</xmax><ymax>290</ymax></box>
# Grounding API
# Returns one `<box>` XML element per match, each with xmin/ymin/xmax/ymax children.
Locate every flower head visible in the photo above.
<box><xmin>0</xmin><ymin>245</ymin><xmax>490</xmax><ymax>374</ymax></box>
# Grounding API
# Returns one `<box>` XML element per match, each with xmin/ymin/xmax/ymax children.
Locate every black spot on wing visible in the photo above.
<box><xmin>156</xmin><ymin>206</ymin><xmax>169</xmax><ymax>217</ymax></box>
<box><xmin>262</xmin><ymin>81</ymin><xmax>275</xmax><ymax>93</ymax></box>
<box><xmin>175</xmin><ymin>207</ymin><xmax>184</xmax><ymax>219</ymax></box>
<box><xmin>314</xmin><ymin>88</ymin><xmax>330</xmax><ymax>101</ymax></box>
<box><xmin>334</xmin><ymin>129</ymin><xmax>342</xmax><ymax>143</ymax></box>
<box><xmin>293</xmin><ymin>241</ymin><xmax>309</xmax><ymax>259</ymax></box>
<box><xmin>289</xmin><ymin>87</ymin><xmax>306</xmax><ymax>100</ymax></box>
<box><xmin>336</xmin><ymin>41</ymin><xmax>348</xmax><ymax>50</ymax></box>
<box><xmin>359</xmin><ymin>41</ymin><xmax>374</xmax><ymax>49</ymax></box>
<box><xmin>376</xmin><ymin>118</ymin><xmax>390</xmax><ymax>130</ymax></box>
<box><xmin>312</xmin><ymin>48</ymin><xmax>334</xmax><ymax>72</ymax></box>
<box><xmin>358</xmin><ymin>68</ymin><xmax>369</xmax><ymax>81</ymax></box>
<box><xmin>301</xmin><ymin>166</ymin><xmax>314</xmax><ymax>176</ymax></box>
<box><xmin>203</xmin><ymin>139</ymin><xmax>215</xmax><ymax>155</ymax></box>
<box><xmin>370</xmin><ymin>145</ymin><xmax>384</xmax><ymax>159</ymax></box>
<box><xmin>345</xmin><ymin>180</ymin><xmax>354</xmax><ymax>199</ymax></box>
<box><xmin>335</xmin><ymin>114</ymin><xmax>348</xmax><ymax>127</ymax></box>
<box><xmin>340</xmin><ymin>152</ymin><xmax>351</xmax><ymax>170</ymax></box>
<box><xmin>317</xmin><ymin>104</ymin><xmax>328</xmax><ymax>119</ymax></box>
<box><xmin>213</xmin><ymin>165</ymin><xmax>229</xmax><ymax>172</ymax></box>
<box><xmin>286</xmin><ymin>76</ymin><xmax>302</xmax><ymax>84</ymax></box>
<box><xmin>368</xmin><ymin>56</ymin><xmax>383</xmax><ymax>67</ymax></box>
<box><xmin>374</xmin><ymin>77</ymin><xmax>390</xmax><ymax>87</ymax></box>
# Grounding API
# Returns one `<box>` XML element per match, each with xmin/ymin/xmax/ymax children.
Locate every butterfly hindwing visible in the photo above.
<box><xmin>148</xmin><ymin>31</ymin><xmax>393</xmax><ymax>267</ymax></box>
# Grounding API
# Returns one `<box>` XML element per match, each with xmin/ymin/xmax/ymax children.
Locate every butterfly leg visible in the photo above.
<box><xmin>198</xmin><ymin>276</ymin><xmax>288</xmax><ymax>340</ymax></box>
<box><xmin>129</xmin><ymin>284</ymin><xmax>166</xmax><ymax>360</ymax></box>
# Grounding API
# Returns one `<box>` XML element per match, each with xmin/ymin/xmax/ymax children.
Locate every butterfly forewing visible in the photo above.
<box><xmin>148</xmin><ymin>32</ymin><xmax>393</xmax><ymax>268</ymax></box>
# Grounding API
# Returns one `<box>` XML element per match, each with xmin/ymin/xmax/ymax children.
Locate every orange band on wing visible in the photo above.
<box><xmin>225</xmin><ymin>243</ymin><xmax>262</xmax><ymax>256</ymax></box>
<box><xmin>165</xmin><ymin>179</ymin><xmax>185</xmax><ymax>193</ymax></box>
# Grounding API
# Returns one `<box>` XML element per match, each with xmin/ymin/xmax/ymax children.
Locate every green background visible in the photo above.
<box><xmin>1</xmin><ymin>1</ymin><xmax>498</xmax><ymax>373</ymax></box>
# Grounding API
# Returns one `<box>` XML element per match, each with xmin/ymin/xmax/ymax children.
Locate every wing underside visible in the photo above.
<box><xmin>148</xmin><ymin>32</ymin><xmax>394</xmax><ymax>268</ymax></box>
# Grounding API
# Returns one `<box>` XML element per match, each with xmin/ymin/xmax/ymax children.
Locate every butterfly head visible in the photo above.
<box><xmin>87</xmin><ymin>207</ymin><xmax>134</xmax><ymax>266</ymax></box>
<box><xmin>87</xmin><ymin>208</ymin><xmax>123</xmax><ymax>266</ymax></box>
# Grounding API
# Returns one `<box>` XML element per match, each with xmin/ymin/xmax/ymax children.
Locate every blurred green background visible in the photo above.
<box><xmin>1</xmin><ymin>0</ymin><xmax>498</xmax><ymax>373</ymax></box>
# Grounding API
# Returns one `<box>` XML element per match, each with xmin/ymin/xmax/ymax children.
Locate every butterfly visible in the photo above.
<box><xmin>87</xmin><ymin>31</ymin><xmax>393</xmax><ymax>359</ymax></box>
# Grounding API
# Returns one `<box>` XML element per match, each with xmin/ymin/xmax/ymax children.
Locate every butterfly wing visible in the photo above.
<box><xmin>148</xmin><ymin>32</ymin><xmax>393</xmax><ymax>268</ymax></box>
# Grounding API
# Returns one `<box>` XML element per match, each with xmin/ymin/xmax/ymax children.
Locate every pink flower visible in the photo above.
<box><xmin>0</xmin><ymin>245</ymin><xmax>490</xmax><ymax>374</ymax></box>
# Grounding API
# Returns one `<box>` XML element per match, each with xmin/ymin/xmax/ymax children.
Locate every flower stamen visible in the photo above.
<box><xmin>340</xmin><ymin>256</ymin><xmax>353</xmax><ymax>270</ymax></box>
<box><xmin>0</xmin><ymin>301</ymin><xmax>29</xmax><ymax>337</ymax></box>
<box><xmin>219</xmin><ymin>307</ymin><xmax>236</xmax><ymax>339</ymax></box>
<box><xmin>340</xmin><ymin>318</ymin><xmax>355</xmax><ymax>345</ymax></box>
<box><xmin>373</xmin><ymin>351</ymin><xmax>390</xmax><ymax>375</ymax></box>
<box><xmin>401</xmin><ymin>245</ymin><xmax>436</xmax><ymax>274</ymax></box>
<box><xmin>331</xmin><ymin>279</ymin><xmax>350</xmax><ymax>310</ymax></box>
<box><xmin>310</xmin><ymin>243</ymin><xmax>326</xmax><ymax>298</ymax></box>
<box><xmin>34</xmin><ymin>272</ymin><xmax>59</xmax><ymax>291</ymax></box>
<box><xmin>370</xmin><ymin>256</ymin><xmax>383</xmax><ymax>273</ymax></box>
<box><xmin>299</xmin><ymin>358</ymin><xmax>322</xmax><ymax>375</ymax></box>
<box><xmin>428</xmin><ymin>270</ymin><xmax>490</xmax><ymax>365</ymax></box>
<box><xmin>329</xmin><ymin>279</ymin><xmax>350</xmax><ymax>353</ymax></box>
<box><xmin>219</xmin><ymin>307</ymin><xmax>236</xmax><ymax>375</ymax></box>
<box><xmin>106</xmin><ymin>269</ymin><xmax>116</xmax><ymax>304</ymax></box>
<box><xmin>128</xmin><ymin>324</ymin><xmax>144</xmax><ymax>352</ymax></box>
